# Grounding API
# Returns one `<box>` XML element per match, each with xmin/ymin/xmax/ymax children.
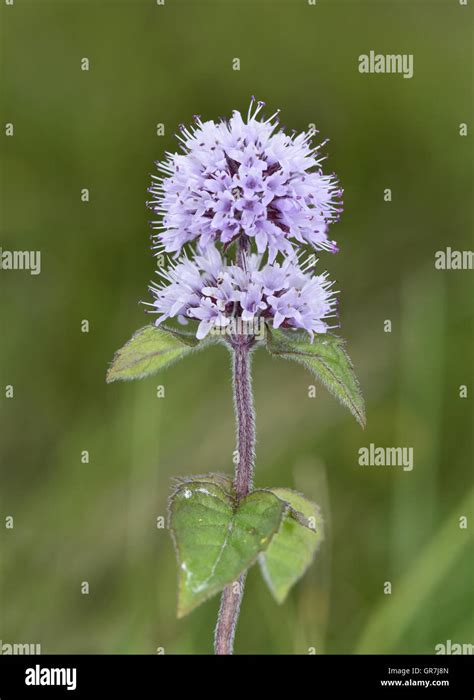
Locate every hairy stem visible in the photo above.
<box><xmin>232</xmin><ymin>340</ymin><xmax>255</xmax><ymax>499</ymax></box>
<box><xmin>214</xmin><ymin>339</ymin><xmax>255</xmax><ymax>655</ymax></box>
<box><xmin>214</xmin><ymin>572</ymin><xmax>247</xmax><ymax>655</ymax></box>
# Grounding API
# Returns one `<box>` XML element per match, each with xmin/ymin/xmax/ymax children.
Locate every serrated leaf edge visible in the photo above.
<box><xmin>106</xmin><ymin>325</ymin><xmax>211</xmax><ymax>383</ymax></box>
<box><xmin>265</xmin><ymin>327</ymin><xmax>366</xmax><ymax>428</ymax></box>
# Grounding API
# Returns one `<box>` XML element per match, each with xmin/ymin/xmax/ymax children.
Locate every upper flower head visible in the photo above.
<box><xmin>148</xmin><ymin>247</ymin><xmax>338</xmax><ymax>341</ymax></box>
<box><xmin>148</xmin><ymin>98</ymin><xmax>343</xmax><ymax>261</ymax></box>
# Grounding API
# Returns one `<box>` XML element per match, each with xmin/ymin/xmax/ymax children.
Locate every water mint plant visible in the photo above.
<box><xmin>107</xmin><ymin>99</ymin><xmax>365</xmax><ymax>654</ymax></box>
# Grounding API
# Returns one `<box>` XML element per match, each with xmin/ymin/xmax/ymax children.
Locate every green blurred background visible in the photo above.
<box><xmin>1</xmin><ymin>0</ymin><xmax>473</xmax><ymax>654</ymax></box>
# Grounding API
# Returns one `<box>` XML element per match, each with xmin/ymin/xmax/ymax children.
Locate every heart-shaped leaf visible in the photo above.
<box><xmin>106</xmin><ymin>325</ymin><xmax>206</xmax><ymax>383</ymax></box>
<box><xmin>169</xmin><ymin>477</ymin><xmax>288</xmax><ymax>617</ymax></box>
<box><xmin>266</xmin><ymin>327</ymin><xmax>365</xmax><ymax>427</ymax></box>
<box><xmin>259</xmin><ymin>488</ymin><xmax>324</xmax><ymax>603</ymax></box>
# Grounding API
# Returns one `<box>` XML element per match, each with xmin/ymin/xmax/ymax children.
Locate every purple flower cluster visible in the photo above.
<box><xmin>148</xmin><ymin>99</ymin><xmax>342</xmax><ymax>261</ymax></box>
<box><xmin>147</xmin><ymin>100</ymin><xmax>342</xmax><ymax>342</ymax></box>
<box><xmin>149</xmin><ymin>247</ymin><xmax>337</xmax><ymax>340</ymax></box>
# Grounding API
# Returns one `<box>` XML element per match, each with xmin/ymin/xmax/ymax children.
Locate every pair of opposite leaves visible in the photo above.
<box><xmin>106</xmin><ymin>323</ymin><xmax>365</xmax><ymax>614</ymax></box>
<box><xmin>169</xmin><ymin>474</ymin><xmax>323</xmax><ymax>616</ymax></box>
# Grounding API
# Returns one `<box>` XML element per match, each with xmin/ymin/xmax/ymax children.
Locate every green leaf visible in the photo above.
<box><xmin>169</xmin><ymin>478</ymin><xmax>288</xmax><ymax>617</ymax></box>
<box><xmin>160</xmin><ymin>324</ymin><xmax>202</xmax><ymax>348</ymax></box>
<box><xmin>106</xmin><ymin>325</ymin><xmax>204</xmax><ymax>383</ymax></box>
<box><xmin>266</xmin><ymin>327</ymin><xmax>366</xmax><ymax>427</ymax></box>
<box><xmin>259</xmin><ymin>488</ymin><xmax>324</xmax><ymax>603</ymax></box>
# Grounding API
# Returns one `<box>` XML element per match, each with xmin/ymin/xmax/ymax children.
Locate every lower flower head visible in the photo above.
<box><xmin>148</xmin><ymin>247</ymin><xmax>338</xmax><ymax>341</ymax></box>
